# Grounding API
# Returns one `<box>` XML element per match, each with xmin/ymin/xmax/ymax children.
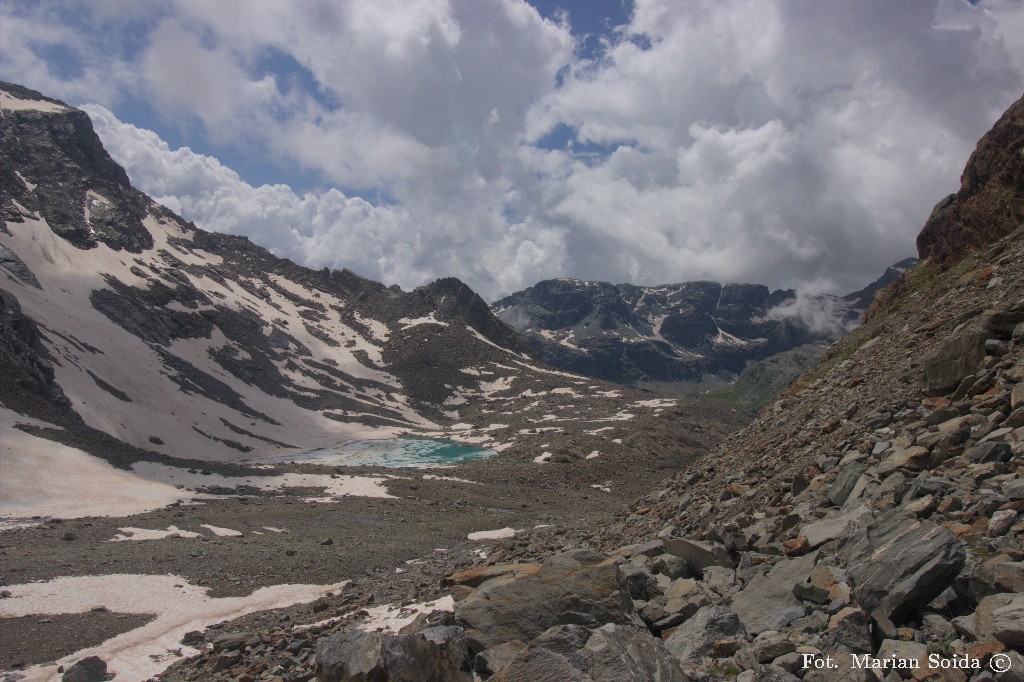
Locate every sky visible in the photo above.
<box><xmin>1</xmin><ymin>0</ymin><xmax>1022</xmax><ymax>302</ymax></box>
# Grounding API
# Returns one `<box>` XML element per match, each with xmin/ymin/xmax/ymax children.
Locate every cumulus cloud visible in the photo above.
<box><xmin>3</xmin><ymin>0</ymin><xmax>1024</xmax><ymax>301</ymax></box>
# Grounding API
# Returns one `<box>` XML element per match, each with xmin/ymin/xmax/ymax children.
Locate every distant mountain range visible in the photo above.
<box><xmin>491</xmin><ymin>258</ymin><xmax>916</xmax><ymax>388</ymax></box>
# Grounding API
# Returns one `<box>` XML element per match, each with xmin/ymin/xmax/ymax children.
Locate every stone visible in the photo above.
<box><xmin>444</xmin><ymin>563</ymin><xmax>541</xmax><ymax>588</ymax></box>
<box><xmin>631</xmin><ymin>540</ymin><xmax>666</xmax><ymax>558</ymax></box>
<box><xmin>877</xmin><ymin>447</ymin><xmax>931</xmax><ymax>475</ymax></box>
<box><xmin>793</xmin><ymin>582</ymin><xmax>830</xmax><ymax>604</ymax></box>
<box><xmin>821</xmin><ymin>607</ymin><xmax>873</xmax><ymax>654</ymax></box>
<box><xmin>1003</xmin><ymin>478</ymin><xmax>1024</xmax><ymax>500</ymax></box>
<box><xmin>651</xmin><ymin>554</ymin><xmax>687</xmax><ymax>580</ymax></box>
<box><xmin>802</xmin><ymin>506</ymin><xmax>873</xmax><ymax>549</ymax></box>
<box><xmin>831</xmin><ymin>465</ymin><xmax>868</xmax><ymax>507</ymax></box>
<box><xmin>662</xmin><ymin>537</ymin><xmax>734</xmax><ymax>573</ymax></box>
<box><xmin>975</xmin><ymin>593</ymin><xmax>1024</xmax><ymax>647</ymax></box>
<box><xmin>475</xmin><ymin>640</ymin><xmax>526</xmax><ymax>677</ymax></box>
<box><xmin>877</xmin><ymin>639</ymin><xmax>927</xmax><ymax>671</ymax></box>
<box><xmin>988</xmin><ymin>510</ymin><xmax>1018</xmax><ymax>537</ymax></box>
<box><xmin>489</xmin><ymin>624</ymin><xmax>689</xmax><ymax>682</ymax></box>
<box><xmin>455</xmin><ymin>551</ymin><xmax>639</xmax><ymax>650</ymax></box>
<box><xmin>838</xmin><ymin>510</ymin><xmax>965</xmax><ymax>623</ymax></box>
<box><xmin>737</xmin><ymin>634</ymin><xmax>796</xmax><ymax>667</ymax></box>
<box><xmin>731</xmin><ymin>552</ymin><xmax>816</xmax><ymax>636</ymax></box>
<box><xmin>61</xmin><ymin>656</ymin><xmax>107</xmax><ymax>682</ymax></box>
<box><xmin>1012</xmin><ymin>382</ymin><xmax>1024</xmax><ymax>410</ymax></box>
<box><xmin>922</xmin><ymin>328</ymin><xmax>988</xmax><ymax>396</ymax></box>
<box><xmin>702</xmin><ymin>566</ymin><xmax>736</xmax><ymax>596</ymax></box>
<box><xmin>967</xmin><ymin>442</ymin><xmax>1012</xmax><ymax>464</ymax></box>
<box><xmin>316</xmin><ymin>626</ymin><xmax>472</xmax><ymax>682</ymax></box>
<box><xmin>211</xmin><ymin>631</ymin><xmax>253</xmax><ymax>652</ymax></box>
<box><xmin>663</xmin><ymin>605</ymin><xmax>745</xmax><ymax>662</ymax></box>
<box><xmin>622</xmin><ymin>560</ymin><xmax>656</xmax><ymax>600</ymax></box>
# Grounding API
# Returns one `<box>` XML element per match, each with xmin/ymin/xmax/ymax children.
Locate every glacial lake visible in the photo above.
<box><xmin>242</xmin><ymin>437</ymin><xmax>497</xmax><ymax>468</ymax></box>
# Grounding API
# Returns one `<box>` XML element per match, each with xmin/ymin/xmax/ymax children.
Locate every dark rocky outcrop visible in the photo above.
<box><xmin>917</xmin><ymin>93</ymin><xmax>1024</xmax><ymax>267</ymax></box>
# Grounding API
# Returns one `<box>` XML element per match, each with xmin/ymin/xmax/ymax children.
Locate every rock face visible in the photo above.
<box><xmin>491</xmin><ymin>263</ymin><xmax>913</xmax><ymax>389</ymax></box>
<box><xmin>917</xmin><ymin>94</ymin><xmax>1024</xmax><ymax>267</ymax></box>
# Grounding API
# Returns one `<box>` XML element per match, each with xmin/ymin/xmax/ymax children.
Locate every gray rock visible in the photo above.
<box><xmin>62</xmin><ymin>656</ymin><xmax>107</xmax><ymax>682</ymax></box>
<box><xmin>663</xmin><ymin>605</ymin><xmax>745</xmax><ymax>662</ymax></box>
<box><xmin>830</xmin><ymin>464</ymin><xmax>868</xmax><ymax>507</ymax></box>
<box><xmin>632</xmin><ymin>541</ymin><xmax>666</xmax><ymax>558</ymax></box>
<box><xmin>875</xmin><ymin>638</ymin><xmax>927</xmax><ymax>672</ymax></box>
<box><xmin>802</xmin><ymin>506</ymin><xmax>873</xmax><ymax>549</ymax></box>
<box><xmin>651</xmin><ymin>554</ymin><xmax>688</xmax><ymax>580</ymax></box>
<box><xmin>975</xmin><ymin>593</ymin><xmax>1024</xmax><ymax>647</ymax></box>
<box><xmin>838</xmin><ymin>510</ymin><xmax>965</xmax><ymax>623</ymax></box>
<box><xmin>988</xmin><ymin>510</ymin><xmax>1018</xmax><ymax>537</ymax></box>
<box><xmin>1003</xmin><ymin>478</ymin><xmax>1024</xmax><ymax>500</ymax></box>
<box><xmin>820</xmin><ymin>607</ymin><xmax>872</xmax><ymax>654</ymax></box>
<box><xmin>490</xmin><ymin>624</ymin><xmax>689</xmax><ymax>682</ymax></box>
<box><xmin>922</xmin><ymin>327</ymin><xmax>988</xmax><ymax>396</ymax></box>
<box><xmin>731</xmin><ymin>552</ymin><xmax>816</xmax><ymax>635</ymax></box>
<box><xmin>456</xmin><ymin>551</ymin><xmax>639</xmax><ymax>650</ymax></box>
<box><xmin>475</xmin><ymin>640</ymin><xmax>527</xmax><ymax>677</ymax></box>
<box><xmin>702</xmin><ymin>566</ymin><xmax>736</xmax><ymax>596</ymax></box>
<box><xmin>968</xmin><ymin>442</ymin><xmax>1013</xmax><ymax>463</ymax></box>
<box><xmin>736</xmin><ymin>634</ymin><xmax>796</xmax><ymax>667</ymax></box>
<box><xmin>662</xmin><ymin>537</ymin><xmax>734</xmax><ymax>573</ymax></box>
<box><xmin>316</xmin><ymin>626</ymin><xmax>472</xmax><ymax>682</ymax></box>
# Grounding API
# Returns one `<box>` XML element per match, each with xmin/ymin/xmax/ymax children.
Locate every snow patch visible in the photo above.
<box><xmin>467</xmin><ymin>527</ymin><xmax>517</xmax><ymax>540</ymax></box>
<box><xmin>200</xmin><ymin>523</ymin><xmax>243</xmax><ymax>537</ymax></box>
<box><xmin>0</xmin><ymin>574</ymin><xmax>348</xmax><ymax>682</ymax></box>
<box><xmin>109</xmin><ymin>526</ymin><xmax>202</xmax><ymax>542</ymax></box>
<box><xmin>356</xmin><ymin>595</ymin><xmax>454</xmax><ymax>634</ymax></box>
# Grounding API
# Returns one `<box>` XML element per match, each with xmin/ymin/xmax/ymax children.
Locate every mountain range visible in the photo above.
<box><xmin>1</xmin><ymin>81</ymin><xmax>1022</xmax><ymax>682</ymax></box>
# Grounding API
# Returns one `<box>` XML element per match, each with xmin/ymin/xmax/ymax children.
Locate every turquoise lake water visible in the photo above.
<box><xmin>245</xmin><ymin>438</ymin><xmax>496</xmax><ymax>468</ymax></box>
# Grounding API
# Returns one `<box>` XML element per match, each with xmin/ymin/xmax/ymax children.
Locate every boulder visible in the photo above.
<box><xmin>663</xmin><ymin>605</ymin><xmax>745</xmax><ymax>662</ymax></box>
<box><xmin>921</xmin><ymin>328</ymin><xmax>988</xmax><ymax>396</ymax></box>
<box><xmin>662</xmin><ymin>537</ymin><xmax>734</xmax><ymax>573</ymax></box>
<box><xmin>315</xmin><ymin>626</ymin><xmax>472</xmax><ymax>682</ymax></box>
<box><xmin>62</xmin><ymin>656</ymin><xmax>107</xmax><ymax>682</ymax></box>
<box><xmin>830</xmin><ymin>464</ymin><xmax>868</xmax><ymax>507</ymax></box>
<box><xmin>975</xmin><ymin>593</ymin><xmax>1024</xmax><ymax>648</ymax></box>
<box><xmin>731</xmin><ymin>552</ymin><xmax>816</xmax><ymax>635</ymax></box>
<box><xmin>455</xmin><ymin>551</ymin><xmax>639</xmax><ymax>650</ymax></box>
<box><xmin>802</xmin><ymin>506</ymin><xmax>873</xmax><ymax>549</ymax></box>
<box><xmin>475</xmin><ymin>640</ymin><xmax>527</xmax><ymax>677</ymax></box>
<box><xmin>838</xmin><ymin>510</ymin><xmax>965</xmax><ymax>623</ymax></box>
<box><xmin>489</xmin><ymin>624</ymin><xmax>689</xmax><ymax>682</ymax></box>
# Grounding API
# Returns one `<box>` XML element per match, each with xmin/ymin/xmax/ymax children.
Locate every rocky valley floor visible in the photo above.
<box><xmin>0</xmin><ymin>390</ymin><xmax>742</xmax><ymax>682</ymax></box>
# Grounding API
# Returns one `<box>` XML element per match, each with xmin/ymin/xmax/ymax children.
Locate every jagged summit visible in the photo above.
<box><xmin>490</xmin><ymin>264</ymin><xmax>911</xmax><ymax>388</ymax></box>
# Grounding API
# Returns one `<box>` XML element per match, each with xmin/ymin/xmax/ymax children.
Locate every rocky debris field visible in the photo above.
<box><xmin>131</xmin><ymin>226</ymin><xmax>1024</xmax><ymax>682</ymax></box>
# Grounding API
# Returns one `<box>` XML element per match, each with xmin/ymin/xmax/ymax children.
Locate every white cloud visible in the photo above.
<box><xmin>4</xmin><ymin>0</ymin><xmax>1024</xmax><ymax>301</ymax></box>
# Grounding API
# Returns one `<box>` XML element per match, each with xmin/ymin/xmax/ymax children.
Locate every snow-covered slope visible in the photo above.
<box><xmin>491</xmin><ymin>265</ymin><xmax>914</xmax><ymax>387</ymax></box>
<box><xmin>2</xmin><ymin>82</ymin><xmax>715</xmax><ymax>464</ymax></box>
